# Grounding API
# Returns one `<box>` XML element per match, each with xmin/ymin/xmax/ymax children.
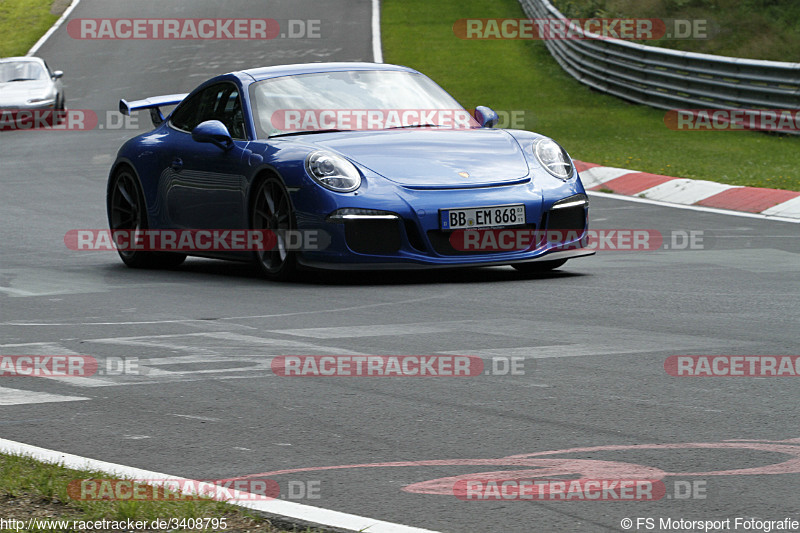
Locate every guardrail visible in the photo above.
<box><xmin>518</xmin><ymin>0</ymin><xmax>800</xmax><ymax>116</ymax></box>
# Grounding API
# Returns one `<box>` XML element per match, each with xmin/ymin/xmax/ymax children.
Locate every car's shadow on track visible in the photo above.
<box><xmin>294</xmin><ymin>267</ymin><xmax>588</xmax><ymax>286</ymax></box>
<box><xmin>101</xmin><ymin>258</ymin><xmax>589</xmax><ymax>286</ymax></box>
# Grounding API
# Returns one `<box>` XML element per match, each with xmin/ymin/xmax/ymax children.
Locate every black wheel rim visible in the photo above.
<box><xmin>253</xmin><ymin>180</ymin><xmax>291</xmax><ymax>273</ymax></box>
<box><xmin>109</xmin><ymin>172</ymin><xmax>143</xmax><ymax>258</ymax></box>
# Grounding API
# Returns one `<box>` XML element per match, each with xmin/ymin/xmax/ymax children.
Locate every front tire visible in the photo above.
<box><xmin>251</xmin><ymin>176</ymin><xmax>297</xmax><ymax>281</ymax></box>
<box><xmin>512</xmin><ymin>259</ymin><xmax>567</xmax><ymax>273</ymax></box>
<box><xmin>107</xmin><ymin>167</ymin><xmax>186</xmax><ymax>269</ymax></box>
<box><xmin>53</xmin><ymin>94</ymin><xmax>65</xmax><ymax>125</ymax></box>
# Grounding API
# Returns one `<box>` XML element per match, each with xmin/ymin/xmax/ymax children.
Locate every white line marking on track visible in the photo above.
<box><xmin>0</xmin><ymin>386</ymin><xmax>88</xmax><ymax>406</ymax></box>
<box><xmin>27</xmin><ymin>0</ymin><xmax>81</xmax><ymax>56</ymax></box>
<box><xmin>1</xmin><ymin>295</ymin><xmax>443</xmax><ymax>327</ymax></box>
<box><xmin>0</xmin><ymin>287</ymin><xmax>43</xmax><ymax>297</ymax></box>
<box><xmin>88</xmin><ymin>331</ymin><xmax>365</xmax><ymax>355</ymax></box>
<box><xmin>438</xmin><ymin>344</ymin><xmax>645</xmax><ymax>359</ymax></box>
<box><xmin>588</xmin><ymin>191</ymin><xmax>800</xmax><ymax>223</ymax></box>
<box><xmin>640</xmin><ymin>248</ymin><xmax>800</xmax><ymax>274</ymax></box>
<box><xmin>0</xmin><ymin>268</ymin><xmax>125</xmax><ymax>298</ymax></box>
<box><xmin>0</xmin><ymin>342</ymin><xmax>117</xmax><ymax>387</ymax></box>
<box><xmin>273</xmin><ymin>323</ymin><xmax>452</xmax><ymax>339</ymax></box>
<box><xmin>372</xmin><ymin>0</ymin><xmax>383</xmax><ymax>63</ymax></box>
<box><xmin>171</xmin><ymin>414</ymin><xmax>221</xmax><ymax>422</ymax></box>
<box><xmin>0</xmin><ymin>438</ymin><xmax>442</xmax><ymax>533</ymax></box>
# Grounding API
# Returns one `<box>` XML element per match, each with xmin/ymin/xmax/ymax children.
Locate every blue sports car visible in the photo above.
<box><xmin>108</xmin><ymin>62</ymin><xmax>593</xmax><ymax>280</ymax></box>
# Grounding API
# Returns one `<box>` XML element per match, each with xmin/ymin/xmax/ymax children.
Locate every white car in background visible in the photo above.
<box><xmin>0</xmin><ymin>56</ymin><xmax>64</xmax><ymax>111</ymax></box>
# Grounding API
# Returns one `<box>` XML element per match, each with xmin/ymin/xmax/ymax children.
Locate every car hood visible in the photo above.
<box><xmin>304</xmin><ymin>128</ymin><xmax>531</xmax><ymax>189</ymax></box>
<box><xmin>0</xmin><ymin>80</ymin><xmax>53</xmax><ymax>106</ymax></box>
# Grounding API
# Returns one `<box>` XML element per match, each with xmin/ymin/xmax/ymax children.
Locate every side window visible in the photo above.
<box><xmin>169</xmin><ymin>83</ymin><xmax>247</xmax><ymax>140</ymax></box>
<box><xmin>222</xmin><ymin>90</ymin><xmax>246</xmax><ymax>141</ymax></box>
<box><xmin>169</xmin><ymin>91</ymin><xmax>205</xmax><ymax>132</ymax></box>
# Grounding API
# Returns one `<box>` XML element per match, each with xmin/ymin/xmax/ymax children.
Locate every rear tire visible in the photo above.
<box><xmin>107</xmin><ymin>167</ymin><xmax>186</xmax><ymax>269</ymax></box>
<box><xmin>512</xmin><ymin>259</ymin><xmax>567</xmax><ymax>273</ymax></box>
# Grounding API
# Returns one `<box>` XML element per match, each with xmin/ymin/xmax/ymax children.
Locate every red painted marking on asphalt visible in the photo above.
<box><xmin>726</xmin><ymin>438</ymin><xmax>800</xmax><ymax>444</ymax></box>
<box><xmin>403</xmin><ymin>459</ymin><xmax>666</xmax><ymax>495</ymax></box>
<box><xmin>233</xmin><ymin>459</ymin><xmax>544</xmax><ymax>479</ymax></box>
<box><xmin>231</xmin><ymin>439</ymin><xmax>800</xmax><ymax>491</ymax></box>
<box><xmin>590</xmin><ymin>172</ymin><xmax>675</xmax><ymax>195</ymax></box>
<box><xmin>696</xmin><ymin>187</ymin><xmax>800</xmax><ymax>213</ymax></box>
<box><xmin>511</xmin><ymin>441</ymin><xmax>800</xmax><ymax>476</ymax></box>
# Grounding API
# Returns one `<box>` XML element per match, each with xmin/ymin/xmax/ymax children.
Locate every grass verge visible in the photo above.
<box><xmin>382</xmin><ymin>0</ymin><xmax>799</xmax><ymax>191</ymax></box>
<box><xmin>0</xmin><ymin>453</ymin><xmax>319</xmax><ymax>533</ymax></box>
<box><xmin>0</xmin><ymin>0</ymin><xmax>59</xmax><ymax>57</ymax></box>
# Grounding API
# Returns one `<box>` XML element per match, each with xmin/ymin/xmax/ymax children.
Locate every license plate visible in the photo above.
<box><xmin>440</xmin><ymin>204</ymin><xmax>526</xmax><ymax>230</ymax></box>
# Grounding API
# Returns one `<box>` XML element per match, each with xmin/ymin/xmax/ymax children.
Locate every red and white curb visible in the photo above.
<box><xmin>575</xmin><ymin>161</ymin><xmax>800</xmax><ymax>221</ymax></box>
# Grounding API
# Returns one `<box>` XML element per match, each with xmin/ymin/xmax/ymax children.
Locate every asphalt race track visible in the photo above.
<box><xmin>1</xmin><ymin>1</ymin><xmax>799</xmax><ymax>531</ymax></box>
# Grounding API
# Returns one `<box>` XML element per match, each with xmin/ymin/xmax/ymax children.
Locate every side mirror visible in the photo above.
<box><xmin>52</xmin><ymin>70</ymin><xmax>64</xmax><ymax>79</ymax></box>
<box><xmin>475</xmin><ymin>106</ymin><xmax>499</xmax><ymax>128</ymax></box>
<box><xmin>192</xmin><ymin>120</ymin><xmax>234</xmax><ymax>150</ymax></box>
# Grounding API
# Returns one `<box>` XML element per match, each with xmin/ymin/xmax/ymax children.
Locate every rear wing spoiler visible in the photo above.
<box><xmin>119</xmin><ymin>93</ymin><xmax>188</xmax><ymax>127</ymax></box>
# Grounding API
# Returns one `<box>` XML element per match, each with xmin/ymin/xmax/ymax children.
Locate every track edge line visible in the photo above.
<box><xmin>0</xmin><ymin>437</ymin><xmax>441</xmax><ymax>533</ymax></box>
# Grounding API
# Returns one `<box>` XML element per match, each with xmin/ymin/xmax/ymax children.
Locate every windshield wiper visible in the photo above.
<box><xmin>269</xmin><ymin>129</ymin><xmax>344</xmax><ymax>138</ymax></box>
<box><xmin>385</xmin><ymin>123</ymin><xmax>443</xmax><ymax>130</ymax></box>
<box><xmin>268</xmin><ymin>124</ymin><xmax>447</xmax><ymax>138</ymax></box>
<box><xmin>5</xmin><ymin>78</ymin><xmax>37</xmax><ymax>82</ymax></box>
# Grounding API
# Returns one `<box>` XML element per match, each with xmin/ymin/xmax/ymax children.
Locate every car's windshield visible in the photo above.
<box><xmin>249</xmin><ymin>70</ymin><xmax>477</xmax><ymax>137</ymax></box>
<box><xmin>0</xmin><ymin>61</ymin><xmax>47</xmax><ymax>82</ymax></box>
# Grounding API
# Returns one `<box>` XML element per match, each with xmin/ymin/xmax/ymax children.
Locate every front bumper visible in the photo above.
<box><xmin>0</xmin><ymin>101</ymin><xmax>57</xmax><ymax>111</ymax></box>
<box><xmin>292</xmin><ymin>174</ymin><xmax>593</xmax><ymax>269</ymax></box>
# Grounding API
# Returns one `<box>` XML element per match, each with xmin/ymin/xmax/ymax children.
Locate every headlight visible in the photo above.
<box><xmin>305</xmin><ymin>151</ymin><xmax>361</xmax><ymax>192</ymax></box>
<box><xmin>533</xmin><ymin>138</ymin><xmax>574</xmax><ymax>180</ymax></box>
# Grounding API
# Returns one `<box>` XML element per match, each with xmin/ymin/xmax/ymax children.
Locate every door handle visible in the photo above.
<box><xmin>171</xmin><ymin>158</ymin><xmax>183</xmax><ymax>171</ymax></box>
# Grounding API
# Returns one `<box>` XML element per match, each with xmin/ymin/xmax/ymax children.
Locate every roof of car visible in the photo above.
<box><xmin>240</xmin><ymin>62</ymin><xmax>416</xmax><ymax>82</ymax></box>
